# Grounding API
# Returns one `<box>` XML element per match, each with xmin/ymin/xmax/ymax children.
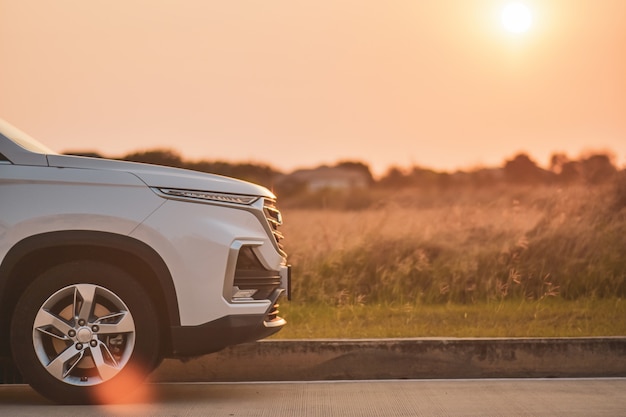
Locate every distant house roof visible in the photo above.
<box><xmin>287</xmin><ymin>166</ymin><xmax>370</xmax><ymax>190</ymax></box>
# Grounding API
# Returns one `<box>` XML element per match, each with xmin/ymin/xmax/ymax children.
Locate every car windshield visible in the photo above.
<box><xmin>0</xmin><ymin>118</ymin><xmax>56</xmax><ymax>155</ymax></box>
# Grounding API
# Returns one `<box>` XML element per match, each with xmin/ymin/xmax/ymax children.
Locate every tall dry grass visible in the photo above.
<box><xmin>280</xmin><ymin>179</ymin><xmax>626</xmax><ymax>305</ymax></box>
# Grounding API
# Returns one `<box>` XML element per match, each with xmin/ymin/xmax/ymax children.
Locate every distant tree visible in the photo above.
<box><xmin>580</xmin><ymin>153</ymin><xmax>617</xmax><ymax>184</ymax></box>
<box><xmin>558</xmin><ymin>161</ymin><xmax>582</xmax><ymax>183</ymax></box>
<box><xmin>190</xmin><ymin>161</ymin><xmax>280</xmax><ymax>189</ymax></box>
<box><xmin>335</xmin><ymin>161</ymin><xmax>375</xmax><ymax>185</ymax></box>
<box><xmin>63</xmin><ymin>151</ymin><xmax>104</xmax><ymax>158</ymax></box>
<box><xmin>273</xmin><ymin>175</ymin><xmax>308</xmax><ymax>198</ymax></box>
<box><xmin>378</xmin><ymin>166</ymin><xmax>412</xmax><ymax>188</ymax></box>
<box><xmin>504</xmin><ymin>153</ymin><xmax>549</xmax><ymax>184</ymax></box>
<box><xmin>549</xmin><ymin>152</ymin><xmax>569</xmax><ymax>174</ymax></box>
<box><xmin>410</xmin><ymin>166</ymin><xmax>442</xmax><ymax>188</ymax></box>
<box><xmin>469</xmin><ymin>168</ymin><xmax>504</xmax><ymax>187</ymax></box>
<box><xmin>119</xmin><ymin>149</ymin><xmax>281</xmax><ymax>188</ymax></box>
<box><xmin>228</xmin><ymin>162</ymin><xmax>279</xmax><ymax>188</ymax></box>
<box><xmin>122</xmin><ymin>149</ymin><xmax>184</xmax><ymax>168</ymax></box>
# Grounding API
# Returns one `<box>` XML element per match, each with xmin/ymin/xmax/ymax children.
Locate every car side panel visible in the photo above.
<box><xmin>0</xmin><ymin>165</ymin><xmax>165</xmax><ymax>263</ymax></box>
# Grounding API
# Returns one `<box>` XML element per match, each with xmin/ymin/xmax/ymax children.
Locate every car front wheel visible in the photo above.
<box><xmin>10</xmin><ymin>261</ymin><xmax>160</xmax><ymax>404</ymax></box>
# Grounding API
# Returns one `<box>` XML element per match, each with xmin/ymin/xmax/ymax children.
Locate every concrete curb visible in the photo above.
<box><xmin>150</xmin><ymin>337</ymin><xmax>626</xmax><ymax>382</ymax></box>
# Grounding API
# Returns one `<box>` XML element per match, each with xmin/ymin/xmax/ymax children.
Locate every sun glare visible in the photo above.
<box><xmin>501</xmin><ymin>2</ymin><xmax>532</xmax><ymax>33</ymax></box>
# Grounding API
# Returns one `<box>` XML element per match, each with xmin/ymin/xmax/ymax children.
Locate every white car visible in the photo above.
<box><xmin>0</xmin><ymin>119</ymin><xmax>290</xmax><ymax>404</ymax></box>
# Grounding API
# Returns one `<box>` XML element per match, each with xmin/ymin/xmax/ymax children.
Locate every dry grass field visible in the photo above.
<box><xmin>274</xmin><ymin>179</ymin><xmax>626</xmax><ymax>337</ymax></box>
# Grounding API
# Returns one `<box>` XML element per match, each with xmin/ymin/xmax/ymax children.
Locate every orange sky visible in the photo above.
<box><xmin>1</xmin><ymin>0</ymin><xmax>625</xmax><ymax>176</ymax></box>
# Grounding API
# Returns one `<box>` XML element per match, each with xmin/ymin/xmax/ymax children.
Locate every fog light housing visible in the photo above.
<box><xmin>232</xmin><ymin>287</ymin><xmax>258</xmax><ymax>300</ymax></box>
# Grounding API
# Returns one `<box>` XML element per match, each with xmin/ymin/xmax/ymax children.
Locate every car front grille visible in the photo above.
<box><xmin>263</xmin><ymin>198</ymin><xmax>285</xmax><ymax>253</ymax></box>
<box><xmin>233</xmin><ymin>271</ymin><xmax>282</xmax><ymax>300</ymax></box>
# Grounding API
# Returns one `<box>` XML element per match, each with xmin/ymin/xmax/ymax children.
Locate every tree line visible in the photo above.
<box><xmin>67</xmin><ymin>148</ymin><xmax>622</xmax><ymax>195</ymax></box>
<box><xmin>379</xmin><ymin>152</ymin><xmax>621</xmax><ymax>189</ymax></box>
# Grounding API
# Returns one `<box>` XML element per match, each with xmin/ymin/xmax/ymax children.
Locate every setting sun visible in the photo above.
<box><xmin>501</xmin><ymin>2</ymin><xmax>533</xmax><ymax>33</ymax></box>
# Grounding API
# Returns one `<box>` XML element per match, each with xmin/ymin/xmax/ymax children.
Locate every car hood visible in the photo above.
<box><xmin>46</xmin><ymin>154</ymin><xmax>275</xmax><ymax>198</ymax></box>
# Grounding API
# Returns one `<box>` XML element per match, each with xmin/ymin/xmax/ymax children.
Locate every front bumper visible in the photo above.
<box><xmin>169</xmin><ymin>288</ymin><xmax>287</xmax><ymax>357</ymax></box>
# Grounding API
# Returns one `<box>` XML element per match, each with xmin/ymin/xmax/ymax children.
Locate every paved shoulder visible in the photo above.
<box><xmin>1</xmin><ymin>379</ymin><xmax>626</xmax><ymax>416</ymax></box>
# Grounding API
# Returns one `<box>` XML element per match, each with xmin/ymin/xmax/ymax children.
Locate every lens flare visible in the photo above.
<box><xmin>93</xmin><ymin>364</ymin><xmax>154</xmax><ymax>406</ymax></box>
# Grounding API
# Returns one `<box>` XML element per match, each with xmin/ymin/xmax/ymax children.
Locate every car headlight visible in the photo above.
<box><xmin>154</xmin><ymin>188</ymin><xmax>260</xmax><ymax>205</ymax></box>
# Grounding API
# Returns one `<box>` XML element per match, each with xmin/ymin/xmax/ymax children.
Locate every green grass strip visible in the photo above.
<box><xmin>272</xmin><ymin>298</ymin><xmax>626</xmax><ymax>339</ymax></box>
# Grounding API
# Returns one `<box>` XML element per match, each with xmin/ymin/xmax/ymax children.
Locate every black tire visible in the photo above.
<box><xmin>10</xmin><ymin>260</ymin><xmax>161</xmax><ymax>404</ymax></box>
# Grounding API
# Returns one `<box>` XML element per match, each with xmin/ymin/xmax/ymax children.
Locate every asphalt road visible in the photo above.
<box><xmin>1</xmin><ymin>379</ymin><xmax>625</xmax><ymax>416</ymax></box>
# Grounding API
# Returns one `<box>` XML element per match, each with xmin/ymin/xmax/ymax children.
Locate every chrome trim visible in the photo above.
<box><xmin>223</xmin><ymin>240</ymin><xmax>263</xmax><ymax>302</ymax></box>
<box><xmin>263</xmin><ymin>317</ymin><xmax>287</xmax><ymax>328</ymax></box>
<box><xmin>152</xmin><ymin>187</ymin><xmax>260</xmax><ymax>206</ymax></box>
